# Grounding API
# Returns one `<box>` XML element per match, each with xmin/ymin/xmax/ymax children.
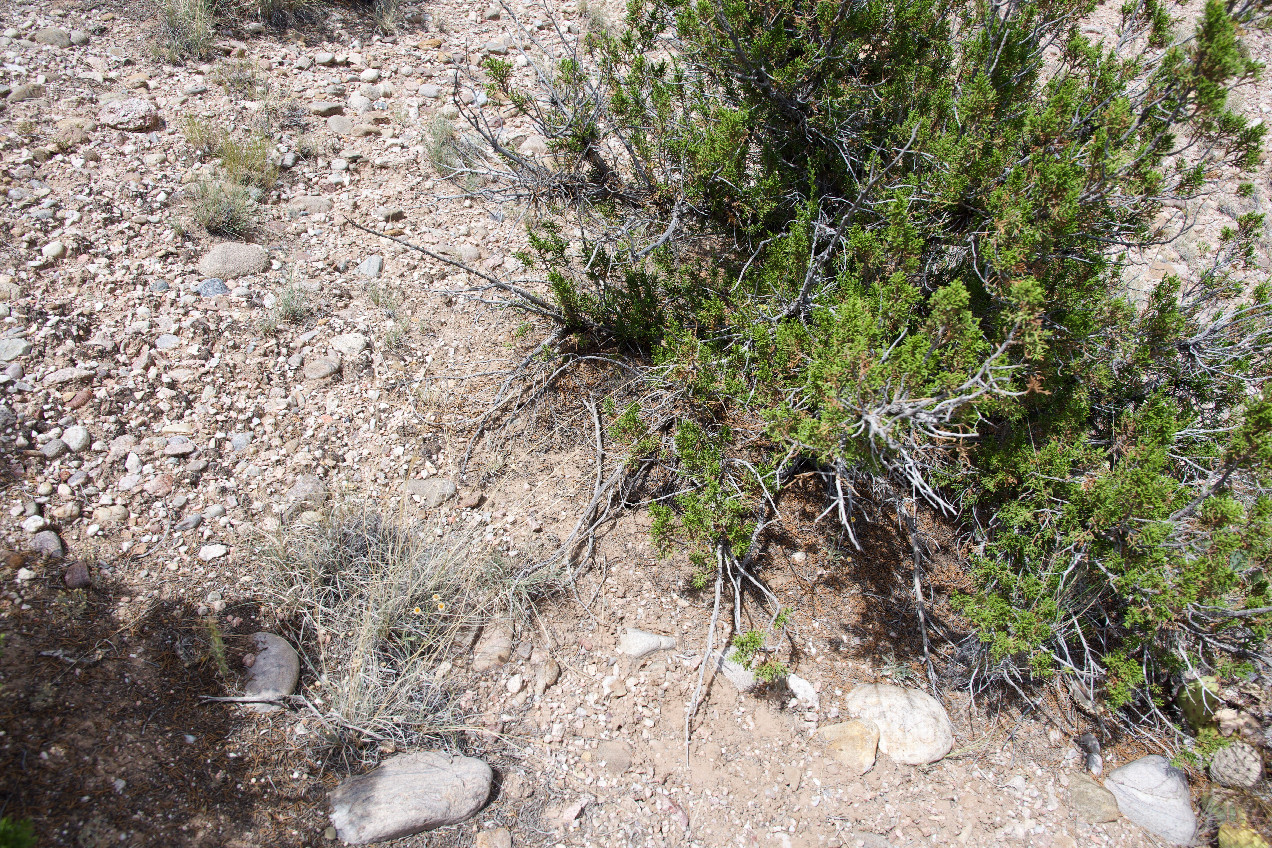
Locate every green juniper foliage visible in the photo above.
<box><xmin>468</xmin><ymin>0</ymin><xmax>1272</xmax><ymax>717</ymax></box>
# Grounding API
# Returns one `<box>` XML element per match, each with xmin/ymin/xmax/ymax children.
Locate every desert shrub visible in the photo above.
<box><xmin>0</xmin><ymin>817</ymin><xmax>34</xmax><ymax>848</ymax></box>
<box><xmin>260</xmin><ymin>506</ymin><xmax>554</xmax><ymax>765</ymax></box>
<box><xmin>465</xmin><ymin>0</ymin><xmax>1272</xmax><ymax>722</ymax></box>
<box><xmin>191</xmin><ymin>180</ymin><xmax>258</xmax><ymax>238</ymax></box>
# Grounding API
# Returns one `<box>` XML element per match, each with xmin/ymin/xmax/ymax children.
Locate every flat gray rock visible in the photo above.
<box><xmin>331</xmin><ymin>332</ymin><xmax>369</xmax><ymax>357</ymax></box>
<box><xmin>843</xmin><ymin>683</ymin><xmax>953</xmax><ymax>765</ymax></box>
<box><xmin>356</xmin><ymin>255</ymin><xmax>384</xmax><ymax>278</ymax></box>
<box><xmin>198</xmin><ymin>243</ymin><xmax>268</xmax><ymax>280</ymax></box>
<box><xmin>98</xmin><ymin>98</ymin><xmax>160</xmax><ymax>132</ymax></box>
<box><xmin>197</xmin><ymin>278</ymin><xmax>229</xmax><ymax>297</ymax></box>
<box><xmin>329</xmin><ymin>752</ymin><xmax>492</xmax><ymax>844</ymax></box>
<box><xmin>405</xmin><ymin>478</ymin><xmax>456</xmax><ymax>508</ymax></box>
<box><xmin>244</xmin><ymin>632</ymin><xmax>299</xmax><ymax>712</ymax></box>
<box><xmin>0</xmin><ymin>338</ymin><xmax>31</xmax><ymax>361</ymax></box>
<box><xmin>304</xmin><ymin>355</ymin><xmax>341</xmax><ymax>381</ymax></box>
<box><xmin>1068</xmin><ymin>773</ymin><xmax>1120</xmax><ymax>824</ymax></box>
<box><xmin>290</xmin><ymin>196</ymin><xmax>333</xmax><ymax>216</ymax></box>
<box><xmin>1104</xmin><ymin>755</ymin><xmax>1196</xmax><ymax>844</ymax></box>
<box><xmin>34</xmin><ymin>27</ymin><xmax>70</xmax><ymax>47</ymax></box>
<box><xmin>8</xmin><ymin>83</ymin><xmax>45</xmax><ymax>102</ymax></box>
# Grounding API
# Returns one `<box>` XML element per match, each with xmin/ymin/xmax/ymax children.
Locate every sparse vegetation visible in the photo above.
<box><xmin>0</xmin><ymin>817</ymin><xmax>35</xmax><ymax>848</ymax></box>
<box><xmin>260</xmin><ymin>505</ymin><xmax>554</xmax><ymax>765</ymax></box>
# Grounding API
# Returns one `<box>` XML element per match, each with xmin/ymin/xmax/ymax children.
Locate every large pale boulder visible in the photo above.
<box><xmin>1104</xmin><ymin>755</ymin><xmax>1197</xmax><ymax>845</ymax></box>
<box><xmin>843</xmin><ymin>683</ymin><xmax>953</xmax><ymax>765</ymax></box>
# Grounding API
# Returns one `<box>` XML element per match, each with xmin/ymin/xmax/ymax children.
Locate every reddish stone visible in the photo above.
<box><xmin>63</xmin><ymin>561</ymin><xmax>91</xmax><ymax>589</ymax></box>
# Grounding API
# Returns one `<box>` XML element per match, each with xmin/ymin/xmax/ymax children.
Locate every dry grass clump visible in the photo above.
<box><xmin>191</xmin><ymin>180</ymin><xmax>258</xmax><ymax>238</ymax></box>
<box><xmin>156</xmin><ymin>0</ymin><xmax>215</xmax><ymax>60</ymax></box>
<box><xmin>260</xmin><ymin>505</ymin><xmax>554</xmax><ymax>766</ymax></box>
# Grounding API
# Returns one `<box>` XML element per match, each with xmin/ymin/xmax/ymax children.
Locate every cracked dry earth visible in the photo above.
<box><xmin>0</xmin><ymin>0</ymin><xmax>1268</xmax><ymax>846</ymax></box>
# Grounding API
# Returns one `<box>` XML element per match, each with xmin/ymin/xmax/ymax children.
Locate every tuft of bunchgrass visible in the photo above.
<box><xmin>157</xmin><ymin>0</ymin><xmax>216</xmax><ymax>60</ymax></box>
<box><xmin>191</xmin><ymin>180</ymin><xmax>258</xmax><ymax>238</ymax></box>
<box><xmin>259</xmin><ymin>505</ymin><xmax>554</xmax><ymax>766</ymax></box>
<box><xmin>246</xmin><ymin>0</ymin><xmax>324</xmax><ymax>27</ymax></box>
<box><xmin>183</xmin><ymin>118</ymin><xmax>278</xmax><ymax>189</ymax></box>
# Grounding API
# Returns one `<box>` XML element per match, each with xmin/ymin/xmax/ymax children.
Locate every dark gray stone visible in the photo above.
<box><xmin>197</xmin><ymin>278</ymin><xmax>230</xmax><ymax>297</ymax></box>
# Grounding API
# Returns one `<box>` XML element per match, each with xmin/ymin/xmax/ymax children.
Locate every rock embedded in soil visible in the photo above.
<box><xmin>595</xmin><ymin>740</ymin><xmax>632</xmax><ymax>775</ymax></box>
<box><xmin>814</xmin><ymin>720</ymin><xmax>879</xmax><ymax>776</ymax></box>
<box><xmin>328</xmin><ymin>751</ymin><xmax>492</xmax><ymax>844</ymax></box>
<box><xmin>244</xmin><ymin>632</ymin><xmax>300</xmax><ymax>712</ymax></box>
<box><xmin>474</xmin><ymin>827</ymin><xmax>513</xmax><ymax>848</ymax></box>
<box><xmin>63</xmin><ymin>561</ymin><xmax>91</xmax><ymax>589</ymax></box>
<box><xmin>1068</xmin><ymin>772</ymin><xmax>1120</xmax><ymax>824</ymax></box>
<box><xmin>356</xmin><ymin>255</ymin><xmax>384</xmax><ymax>278</ymax></box>
<box><xmin>32</xmin><ymin>530</ymin><xmax>64</xmax><ymax>558</ymax></box>
<box><xmin>198</xmin><ymin>243</ymin><xmax>268</xmax><ymax>280</ymax></box>
<box><xmin>34</xmin><ymin>27</ymin><xmax>71</xmax><ymax>47</ymax></box>
<box><xmin>331</xmin><ymin>332</ymin><xmax>369</xmax><ymax>357</ymax></box>
<box><xmin>534</xmin><ymin>658</ymin><xmax>560</xmax><ymax>696</ymax></box>
<box><xmin>1210</xmin><ymin>741</ymin><xmax>1262</xmax><ymax>788</ymax></box>
<box><xmin>473</xmin><ymin>622</ymin><xmax>514</xmax><ymax>672</ymax></box>
<box><xmin>405</xmin><ymin>478</ymin><xmax>456</xmax><ymax>508</ymax></box>
<box><xmin>1104</xmin><ymin>755</ymin><xmax>1196</xmax><ymax>845</ymax></box>
<box><xmin>0</xmin><ymin>338</ymin><xmax>31</xmax><ymax>361</ymax></box>
<box><xmin>303</xmin><ymin>355</ymin><xmax>341</xmax><ymax>381</ymax></box>
<box><xmin>843</xmin><ymin>683</ymin><xmax>954</xmax><ymax>765</ymax></box>
<box><xmin>618</xmin><ymin>627</ymin><xmax>675</xmax><ymax>658</ymax></box>
<box><xmin>98</xmin><ymin>97</ymin><xmax>161</xmax><ymax>132</ymax></box>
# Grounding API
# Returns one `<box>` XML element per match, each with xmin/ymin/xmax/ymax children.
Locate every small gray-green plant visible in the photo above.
<box><xmin>191</xmin><ymin>180</ymin><xmax>257</xmax><ymax>238</ymax></box>
<box><xmin>214</xmin><ymin>60</ymin><xmax>269</xmax><ymax>100</ymax></box>
<box><xmin>202</xmin><ymin>616</ymin><xmax>231</xmax><ymax>680</ymax></box>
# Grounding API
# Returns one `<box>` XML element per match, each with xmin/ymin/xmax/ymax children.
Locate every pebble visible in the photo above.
<box><xmin>303</xmin><ymin>355</ymin><xmax>341</xmax><ymax>380</ymax></box>
<box><xmin>21</xmin><ymin>514</ymin><xmax>48</xmax><ymax>534</ymax></box>
<box><xmin>198</xmin><ymin>544</ymin><xmax>228</xmax><ymax>561</ymax></box>
<box><xmin>154</xmin><ymin>334</ymin><xmax>181</xmax><ymax>351</ymax></box>
<box><xmin>330</xmin><ymin>332</ymin><xmax>369</xmax><ymax>357</ymax></box>
<box><xmin>40</xmin><ymin>438</ymin><xmax>69</xmax><ymax>459</ymax></box>
<box><xmin>618</xmin><ymin>627</ymin><xmax>675</xmax><ymax>658</ymax></box>
<box><xmin>42</xmin><ymin>241</ymin><xmax>67</xmax><ymax>261</ymax></box>
<box><xmin>61</xmin><ymin>426</ymin><xmax>90</xmax><ymax>453</ymax></box>
<box><xmin>34</xmin><ymin>27</ymin><xmax>71</xmax><ymax>48</ymax></box>
<box><xmin>197</xmin><ymin>278</ymin><xmax>230</xmax><ymax>297</ymax></box>
<box><xmin>328</xmin><ymin>752</ymin><xmax>492</xmax><ymax>844</ymax></box>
